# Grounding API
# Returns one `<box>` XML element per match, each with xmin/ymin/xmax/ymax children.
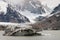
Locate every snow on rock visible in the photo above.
<box><xmin>20</xmin><ymin>10</ymin><xmax>40</xmax><ymax>23</ymax></box>
<box><xmin>0</xmin><ymin>1</ymin><xmax>8</xmax><ymax>14</ymax></box>
<box><xmin>20</xmin><ymin>10</ymin><xmax>51</xmax><ymax>23</ymax></box>
<box><xmin>0</xmin><ymin>0</ymin><xmax>53</xmax><ymax>23</ymax></box>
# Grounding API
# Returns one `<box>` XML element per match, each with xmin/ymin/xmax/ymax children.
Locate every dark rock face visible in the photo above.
<box><xmin>50</xmin><ymin>7</ymin><xmax>60</xmax><ymax>30</ymax></box>
<box><xmin>21</xmin><ymin>0</ymin><xmax>45</xmax><ymax>14</ymax></box>
<box><xmin>35</xmin><ymin>16</ymin><xmax>46</xmax><ymax>21</ymax></box>
<box><xmin>51</xmin><ymin>4</ymin><xmax>60</xmax><ymax>14</ymax></box>
<box><xmin>0</xmin><ymin>4</ymin><xmax>30</xmax><ymax>23</ymax></box>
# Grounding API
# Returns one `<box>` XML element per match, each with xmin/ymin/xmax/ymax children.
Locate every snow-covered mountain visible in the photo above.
<box><xmin>0</xmin><ymin>0</ymin><xmax>52</xmax><ymax>23</ymax></box>
<box><xmin>21</xmin><ymin>0</ymin><xmax>46</xmax><ymax>14</ymax></box>
<box><xmin>0</xmin><ymin>1</ymin><xmax>30</xmax><ymax>23</ymax></box>
<box><xmin>15</xmin><ymin>0</ymin><xmax>51</xmax><ymax>14</ymax></box>
<box><xmin>19</xmin><ymin>0</ymin><xmax>51</xmax><ymax>23</ymax></box>
<box><xmin>51</xmin><ymin>4</ymin><xmax>60</xmax><ymax>14</ymax></box>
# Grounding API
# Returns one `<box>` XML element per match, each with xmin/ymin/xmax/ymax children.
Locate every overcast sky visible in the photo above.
<box><xmin>1</xmin><ymin>0</ymin><xmax>60</xmax><ymax>9</ymax></box>
<box><xmin>40</xmin><ymin>0</ymin><xmax>60</xmax><ymax>9</ymax></box>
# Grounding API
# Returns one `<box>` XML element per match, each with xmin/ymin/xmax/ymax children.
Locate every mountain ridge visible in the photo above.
<box><xmin>0</xmin><ymin>3</ymin><xmax>30</xmax><ymax>23</ymax></box>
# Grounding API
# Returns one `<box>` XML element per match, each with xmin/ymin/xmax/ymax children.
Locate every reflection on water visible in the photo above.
<box><xmin>0</xmin><ymin>30</ymin><xmax>60</xmax><ymax>40</ymax></box>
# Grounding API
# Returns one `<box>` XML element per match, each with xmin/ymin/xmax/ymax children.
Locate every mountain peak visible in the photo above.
<box><xmin>0</xmin><ymin>3</ymin><xmax>30</xmax><ymax>23</ymax></box>
<box><xmin>51</xmin><ymin>4</ymin><xmax>60</xmax><ymax>14</ymax></box>
<box><xmin>21</xmin><ymin>0</ymin><xmax>46</xmax><ymax>14</ymax></box>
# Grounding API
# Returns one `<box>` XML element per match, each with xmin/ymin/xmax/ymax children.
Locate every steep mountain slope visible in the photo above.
<box><xmin>21</xmin><ymin>0</ymin><xmax>45</xmax><ymax>14</ymax></box>
<box><xmin>51</xmin><ymin>4</ymin><xmax>60</xmax><ymax>14</ymax></box>
<box><xmin>4</xmin><ymin>0</ymin><xmax>51</xmax><ymax>14</ymax></box>
<box><xmin>0</xmin><ymin>4</ymin><xmax>30</xmax><ymax>23</ymax></box>
<box><xmin>19</xmin><ymin>0</ymin><xmax>51</xmax><ymax>23</ymax></box>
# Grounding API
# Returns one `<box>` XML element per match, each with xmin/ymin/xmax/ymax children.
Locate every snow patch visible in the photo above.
<box><xmin>0</xmin><ymin>1</ymin><xmax>8</xmax><ymax>14</ymax></box>
<box><xmin>20</xmin><ymin>10</ymin><xmax>51</xmax><ymax>23</ymax></box>
<box><xmin>20</xmin><ymin>10</ymin><xmax>40</xmax><ymax>23</ymax></box>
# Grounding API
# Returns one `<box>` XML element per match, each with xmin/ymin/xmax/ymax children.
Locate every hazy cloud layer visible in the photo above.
<box><xmin>40</xmin><ymin>0</ymin><xmax>60</xmax><ymax>9</ymax></box>
<box><xmin>1</xmin><ymin>0</ymin><xmax>60</xmax><ymax>9</ymax></box>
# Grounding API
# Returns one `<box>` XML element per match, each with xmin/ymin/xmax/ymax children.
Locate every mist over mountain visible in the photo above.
<box><xmin>20</xmin><ymin>0</ymin><xmax>46</xmax><ymax>14</ymax></box>
<box><xmin>3</xmin><ymin>0</ymin><xmax>51</xmax><ymax>14</ymax></box>
<box><xmin>0</xmin><ymin>0</ymin><xmax>55</xmax><ymax>23</ymax></box>
<box><xmin>0</xmin><ymin>0</ymin><xmax>52</xmax><ymax>23</ymax></box>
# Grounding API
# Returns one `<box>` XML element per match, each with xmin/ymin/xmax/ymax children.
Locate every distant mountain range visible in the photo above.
<box><xmin>0</xmin><ymin>0</ymin><xmax>58</xmax><ymax>23</ymax></box>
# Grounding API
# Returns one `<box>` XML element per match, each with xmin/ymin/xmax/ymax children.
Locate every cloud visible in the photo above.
<box><xmin>3</xmin><ymin>0</ymin><xmax>25</xmax><ymax>5</ymax></box>
<box><xmin>0</xmin><ymin>1</ymin><xmax>8</xmax><ymax>14</ymax></box>
<box><xmin>2</xmin><ymin>0</ymin><xmax>60</xmax><ymax>9</ymax></box>
<box><xmin>39</xmin><ymin>0</ymin><xmax>60</xmax><ymax>9</ymax></box>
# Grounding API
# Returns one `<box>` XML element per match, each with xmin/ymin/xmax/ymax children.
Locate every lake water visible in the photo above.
<box><xmin>0</xmin><ymin>30</ymin><xmax>60</xmax><ymax>40</ymax></box>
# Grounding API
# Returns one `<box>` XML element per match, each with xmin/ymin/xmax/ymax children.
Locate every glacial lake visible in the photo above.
<box><xmin>0</xmin><ymin>30</ymin><xmax>60</xmax><ymax>40</ymax></box>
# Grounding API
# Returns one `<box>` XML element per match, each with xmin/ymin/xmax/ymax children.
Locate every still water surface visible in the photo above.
<box><xmin>0</xmin><ymin>30</ymin><xmax>60</xmax><ymax>40</ymax></box>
